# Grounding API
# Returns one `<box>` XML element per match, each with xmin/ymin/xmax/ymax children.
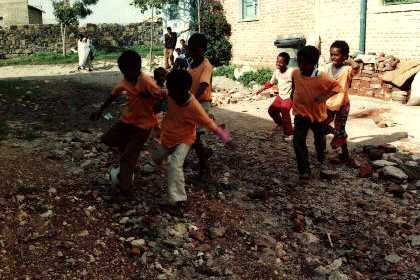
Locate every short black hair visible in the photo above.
<box><xmin>153</xmin><ymin>67</ymin><xmax>167</xmax><ymax>79</ymax></box>
<box><xmin>297</xmin><ymin>46</ymin><xmax>320</xmax><ymax>65</ymax></box>
<box><xmin>188</xmin><ymin>33</ymin><xmax>208</xmax><ymax>50</ymax></box>
<box><xmin>166</xmin><ymin>69</ymin><xmax>192</xmax><ymax>105</ymax></box>
<box><xmin>278</xmin><ymin>52</ymin><xmax>291</xmax><ymax>64</ymax></box>
<box><xmin>330</xmin><ymin>40</ymin><xmax>350</xmax><ymax>57</ymax></box>
<box><xmin>117</xmin><ymin>50</ymin><xmax>142</xmax><ymax>77</ymax></box>
<box><xmin>180</xmin><ymin>39</ymin><xmax>186</xmax><ymax>43</ymax></box>
<box><xmin>78</xmin><ymin>34</ymin><xmax>85</xmax><ymax>40</ymax></box>
<box><xmin>167</xmin><ymin>27</ymin><xmax>172</xmax><ymax>31</ymax></box>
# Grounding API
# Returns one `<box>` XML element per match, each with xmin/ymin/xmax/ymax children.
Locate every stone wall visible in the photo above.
<box><xmin>223</xmin><ymin>0</ymin><xmax>420</xmax><ymax>68</ymax></box>
<box><xmin>0</xmin><ymin>21</ymin><xmax>162</xmax><ymax>56</ymax></box>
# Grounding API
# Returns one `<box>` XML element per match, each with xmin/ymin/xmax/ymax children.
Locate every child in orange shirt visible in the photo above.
<box><xmin>324</xmin><ymin>41</ymin><xmax>360</xmax><ymax>162</ymax></box>
<box><xmin>187</xmin><ymin>33</ymin><xmax>215</xmax><ymax>181</ymax></box>
<box><xmin>152</xmin><ymin>70</ymin><xmax>231</xmax><ymax>214</ymax></box>
<box><xmin>292</xmin><ymin>46</ymin><xmax>341</xmax><ymax>179</ymax></box>
<box><xmin>90</xmin><ymin>50</ymin><xmax>166</xmax><ymax>195</ymax></box>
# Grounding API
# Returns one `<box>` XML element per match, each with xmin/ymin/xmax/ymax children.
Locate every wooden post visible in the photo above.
<box><xmin>149</xmin><ymin>7</ymin><xmax>155</xmax><ymax>71</ymax></box>
<box><xmin>197</xmin><ymin>0</ymin><xmax>201</xmax><ymax>32</ymax></box>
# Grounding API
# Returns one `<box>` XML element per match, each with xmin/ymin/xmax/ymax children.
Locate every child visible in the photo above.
<box><xmin>291</xmin><ymin>46</ymin><xmax>341</xmax><ymax>179</ymax></box>
<box><xmin>90</xmin><ymin>50</ymin><xmax>166</xmax><ymax>195</ymax></box>
<box><xmin>152</xmin><ymin>70</ymin><xmax>231</xmax><ymax>214</ymax></box>
<box><xmin>153</xmin><ymin>67</ymin><xmax>169</xmax><ymax>113</ymax></box>
<box><xmin>255</xmin><ymin>52</ymin><xmax>294</xmax><ymax>140</ymax></box>
<box><xmin>324</xmin><ymin>40</ymin><xmax>360</xmax><ymax>162</ymax></box>
<box><xmin>173</xmin><ymin>48</ymin><xmax>189</xmax><ymax>70</ymax></box>
<box><xmin>187</xmin><ymin>33</ymin><xmax>214</xmax><ymax>181</ymax></box>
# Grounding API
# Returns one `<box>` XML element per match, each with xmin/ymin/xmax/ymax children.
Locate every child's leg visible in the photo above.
<box><xmin>268</xmin><ymin>96</ymin><xmax>283</xmax><ymax>127</ymax></box>
<box><xmin>119</xmin><ymin>127</ymin><xmax>151</xmax><ymax>191</ymax></box>
<box><xmin>332</xmin><ymin>103</ymin><xmax>351</xmax><ymax>157</ymax></box>
<box><xmin>324</xmin><ymin>110</ymin><xmax>336</xmax><ymax>135</ymax></box>
<box><xmin>279</xmin><ymin>98</ymin><xmax>294</xmax><ymax>136</ymax></box>
<box><xmin>193</xmin><ymin>101</ymin><xmax>213</xmax><ymax>178</ymax></box>
<box><xmin>293</xmin><ymin>116</ymin><xmax>311</xmax><ymax>174</ymax></box>
<box><xmin>152</xmin><ymin>143</ymin><xmax>170</xmax><ymax>165</ymax></box>
<box><xmin>311</xmin><ymin>122</ymin><xmax>327</xmax><ymax>164</ymax></box>
<box><xmin>167</xmin><ymin>144</ymin><xmax>191</xmax><ymax>204</ymax></box>
<box><xmin>101</xmin><ymin>121</ymin><xmax>130</xmax><ymax>149</ymax></box>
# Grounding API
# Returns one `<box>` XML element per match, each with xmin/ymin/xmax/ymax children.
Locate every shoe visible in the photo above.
<box><xmin>284</xmin><ymin>135</ymin><xmax>293</xmax><ymax>142</ymax></box>
<box><xmin>109</xmin><ymin>167</ymin><xmax>120</xmax><ymax>188</ymax></box>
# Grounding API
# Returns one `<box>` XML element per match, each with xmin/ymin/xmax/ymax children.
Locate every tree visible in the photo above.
<box><xmin>52</xmin><ymin>0</ymin><xmax>99</xmax><ymax>56</ymax></box>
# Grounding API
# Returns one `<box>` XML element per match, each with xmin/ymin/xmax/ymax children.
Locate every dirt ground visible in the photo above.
<box><xmin>0</xmin><ymin>65</ymin><xmax>420</xmax><ymax>280</ymax></box>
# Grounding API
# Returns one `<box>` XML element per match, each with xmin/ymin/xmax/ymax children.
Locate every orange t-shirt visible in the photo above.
<box><xmin>325</xmin><ymin>64</ymin><xmax>353</xmax><ymax>111</ymax></box>
<box><xmin>160</xmin><ymin>96</ymin><xmax>217</xmax><ymax>148</ymax></box>
<box><xmin>292</xmin><ymin>69</ymin><xmax>342</xmax><ymax>122</ymax></box>
<box><xmin>188</xmin><ymin>58</ymin><xmax>213</xmax><ymax>102</ymax></box>
<box><xmin>112</xmin><ymin>73</ymin><xmax>162</xmax><ymax>129</ymax></box>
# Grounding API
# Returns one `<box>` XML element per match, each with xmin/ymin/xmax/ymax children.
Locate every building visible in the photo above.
<box><xmin>0</xmin><ymin>0</ymin><xmax>43</xmax><ymax>27</ymax></box>
<box><xmin>222</xmin><ymin>0</ymin><xmax>420</xmax><ymax>67</ymax></box>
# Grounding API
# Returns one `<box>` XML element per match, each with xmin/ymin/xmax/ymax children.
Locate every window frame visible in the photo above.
<box><xmin>240</xmin><ymin>0</ymin><xmax>259</xmax><ymax>22</ymax></box>
<box><xmin>384</xmin><ymin>0</ymin><xmax>420</xmax><ymax>5</ymax></box>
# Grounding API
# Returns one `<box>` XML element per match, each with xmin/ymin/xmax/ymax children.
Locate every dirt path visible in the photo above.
<box><xmin>1</xmin><ymin>68</ymin><xmax>420</xmax><ymax>279</ymax></box>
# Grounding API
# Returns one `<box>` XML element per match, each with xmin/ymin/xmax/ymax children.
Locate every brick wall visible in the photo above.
<box><xmin>366</xmin><ymin>1</ymin><xmax>420</xmax><ymax>60</ymax></box>
<box><xmin>0</xmin><ymin>22</ymin><xmax>162</xmax><ymax>56</ymax></box>
<box><xmin>223</xmin><ymin>0</ymin><xmax>420</xmax><ymax>68</ymax></box>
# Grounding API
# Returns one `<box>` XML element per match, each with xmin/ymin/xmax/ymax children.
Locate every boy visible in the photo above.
<box><xmin>173</xmin><ymin>48</ymin><xmax>189</xmax><ymax>70</ymax></box>
<box><xmin>90</xmin><ymin>50</ymin><xmax>166</xmax><ymax>195</ymax></box>
<box><xmin>153</xmin><ymin>67</ymin><xmax>169</xmax><ymax>114</ymax></box>
<box><xmin>324</xmin><ymin>40</ymin><xmax>360</xmax><ymax>162</ymax></box>
<box><xmin>152</xmin><ymin>70</ymin><xmax>231</xmax><ymax>214</ymax></box>
<box><xmin>291</xmin><ymin>46</ymin><xmax>341</xmax><ymax>179</ymax></box>
<box><xmin>255</xmin><ymin>52</ymin><xmax>294</xmax><ymax>140</ymax></box>
<box><xmin>187</xmin><ymin>33</ymin><xmax>214</xmax><ymax>181</ymax></box>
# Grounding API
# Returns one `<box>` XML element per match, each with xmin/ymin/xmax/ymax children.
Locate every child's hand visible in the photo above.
<box><xmin>89</xmin><ymin>111</ymin><xmax>102</xmax><ymax>121</ymax></box>
<box><xmin>214</xmin><ymin>126</ymin><xmax>231</xmax><ymax>144</ymax></box>
<box><xmin>314</xmin><ymin>96</ymin><xmax>327</xmax><ymax>103</ymax></box>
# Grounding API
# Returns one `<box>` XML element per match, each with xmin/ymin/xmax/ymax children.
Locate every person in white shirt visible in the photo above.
<box><xmin>255</xmin><ymin>52</ymin><xmax>294</xmax><ymax>140</ymax></box>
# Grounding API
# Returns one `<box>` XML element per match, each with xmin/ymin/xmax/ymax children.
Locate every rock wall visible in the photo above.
<box><xmin>0</xmin><ymin>21</ymin><xmax>162</xmax><ymax>56</ymax></box>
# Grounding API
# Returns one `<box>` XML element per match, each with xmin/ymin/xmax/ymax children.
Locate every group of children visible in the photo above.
<box><xmin>257</xmin><ymin>40</ymin><xmax>360</xmax><ymax>179</ymax></box>
<box><xmin>91</xmin><ymin>33</ymin><xmax>230</xmax><ymax>214</ymax></box>
<box><xmin>90</xmin><ymin>32</ymin><xmax>360</xmax><ymax>214</ymax></box>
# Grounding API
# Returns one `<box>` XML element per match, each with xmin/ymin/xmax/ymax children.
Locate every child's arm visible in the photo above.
<box><xmin>194</xmin><ymin>103</ymin><xmax>232</xmax><ymax>145</ymax></box>
<box><xmin>90</xmin><ymin>94</ymin><xmax>118</xmax><ymax>121</ymax></box>
<box><xmin>314</xmin><ymin>77</ymin><xmax>342</xmax><ymax>103</ymax></box>
<box><xmin>195</xmin><ymin>62</ymin><xmax>213</xmax><ymax>99</ymax></box>
<box><xmin>255</xmin><ymin>82</ymin><xmax>274</xmax><ymax>95</ymax></box>
<box><xmin>195</xmin><ymin>82</ymin><xmax>210</xmax><ymax>100</ymax></box>
<box><xmin>345</xmin><ymin>58</ymin><xmax>361</xmax><ymax>77</ymax></box>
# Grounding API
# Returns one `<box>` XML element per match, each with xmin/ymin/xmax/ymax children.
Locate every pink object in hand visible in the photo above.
<box><xmin>214</xmin><ymin>127</ymin><xmax>231</xmax><ymax>144</ymax></box>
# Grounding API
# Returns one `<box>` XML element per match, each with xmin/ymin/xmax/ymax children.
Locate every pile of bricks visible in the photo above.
<box><xmin>350</xmin><ymin>62</ymin><xmax>408</xmax><ymax>104</ymax></box>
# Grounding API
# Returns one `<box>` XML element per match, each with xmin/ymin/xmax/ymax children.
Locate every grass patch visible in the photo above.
<box><xmin>0</xmin><ymin>45</ymin><xmax>163</xmax><ymax>67</ymax></box>
<box><xmin>238</xmin><ymin>68</ymin><xmax>272</xmax><ymax>87</ymax></box>
<box><xmin>214</xmin><ymin>65</ymin><xmax>236</xmax><ymax>80</ymax></box>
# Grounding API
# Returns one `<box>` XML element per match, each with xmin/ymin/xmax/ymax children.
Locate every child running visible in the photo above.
<box><xmin>90</xmin><ymin>50</ymin><xmax>166</xmax><ymax>195</ymax></box>
<box><xmin>324</xmin><ymin>41</ymin><xmax>360</xmax><ymax>162</ymax></box>
<box><xmin>291</xmin><ymin>46</ymin><xmax>341</xmax><ymax>180</ymax></box>
<box><xmin>255</xmin><ymin>52</ymin><xmax>294</xmax><ymax>140</ymax></box>
<box><xmin>152</xmin><ymin>69</ymin><xmax>231</xmax><ymax>214</ymax></box>
<box><xmin>187</xmin><ymin>33</ymin><xmax>214</xmax><ymax>181</ymax></box>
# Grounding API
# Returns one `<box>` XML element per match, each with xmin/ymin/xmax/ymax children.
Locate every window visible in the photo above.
<box><xmin>384</xmin><ymin>0</ymin><xmax>420</xmax><ymax>4</ymax></box>
<box><xmin>168</xmin><ymin>4</ymin><xmax>179</xmax><ymax>20</ymax></box>
<box><xmin>241</xmin><ymin>0</ymin><xmax>258</xmax><ymax>20</ymax></box>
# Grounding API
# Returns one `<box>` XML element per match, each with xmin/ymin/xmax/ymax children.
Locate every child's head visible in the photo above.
<box><xmin>153</xmin><ymin>67</ymin><xmax>167</xmax><ymax>87</ymax></box>
<box><xmin>118</xmin><ymin>50</ymin><xmax>142</xmax><ymax>83</ymax></box>
<box><xmin>180</xmin><ymin>39</ymin><xmax>186</xmax><ymax>47</ymax></box>
<box><xmin>166</xmin><ymin>69</ymin><xmax>192</xmax><ymax>105</ymax></box>
<box><xmin>276</xmin><ymin>52</ymin><xmax>290</xmax><ymax>72</ymax></box>
<box><xmin>330</xmin><ymin>40</ymin><xmax>350</xmax><ymax>67</ymax></box>
<box><xmin>175</xmin><ymin>48</ymin><xmax>182</xmax><ymax>55</ymax></box>
<box><xmin>188</xmin><ymin>33</ymin><xmax>207</xmax><ymax>58</ymax></box>
<box><xmin>297</xmin><ymin>46</ymin><xmax>320</xmax><ymax>76</ymax></box>
<box><xmin>167</xmin><ymin>27</ymin><xmax>172</xmax><ymax>33</ymax></box>
<box><xmin>78</xmin><ymin>34</ymin><xmax>85</xmax><ymax>40</ymax></box>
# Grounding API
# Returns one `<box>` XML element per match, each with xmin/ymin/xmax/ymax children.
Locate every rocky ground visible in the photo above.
<box><xmin>0</xmin><ymin>76</ymin><xmax>420</xmax><ymax>280</ymax></box>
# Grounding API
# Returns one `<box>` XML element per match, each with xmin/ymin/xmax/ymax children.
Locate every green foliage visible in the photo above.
<box><xmin>239</xmin><ymin>69</ymin><xmax>272</xmax><ymax>87</ymax></box>
<box><xmin>131</xmin><ymin>0</ymin><xmax>177</xmax><ymax>12</ymax></box>
<box><xmin>192</xmin><ymin>0</ymin><xmax>232</xmax><ymax>66</ymax></box>
<box><xmin>0</xmin><ymin>45</ymin><xmax>163</xmax><ymax>67</ymax></box>
<box><xmin>213</xmin><ymin>65</ymin><xmax>235</xmax><ymax>80</ymax></box>
<box><xmin>52</xmin><ymin>0</ymin><xmax>99</xmax><ymax>26</ymax></box>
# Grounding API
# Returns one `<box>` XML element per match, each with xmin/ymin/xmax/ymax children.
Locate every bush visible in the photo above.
<box><xmin>214</xmin><ymin>65</ymin><xmax>235</xmax><ymax>80</ymax></box>
<box><xmin>239</xmin><ymin>69</ymin><xmax>272</xmax><ymax>87</ymax></box>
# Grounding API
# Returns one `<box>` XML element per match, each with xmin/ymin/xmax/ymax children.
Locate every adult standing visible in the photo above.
<box><xmin>164</xmin><ymin>27</ymin><xmax>177</xmax><ymax>69</ymax></box>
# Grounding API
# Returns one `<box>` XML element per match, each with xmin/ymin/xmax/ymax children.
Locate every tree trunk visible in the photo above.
<box><xmin>61</xmin><ymin>23</ymin><xmax>67</xmax><ymax>56</ymax></box>
<box><xmin>149</xmin><ymin>7</ymin><xmax>155</xmax><ymax>71</ymax></box>
<box><xmin>197</xmin><ymin>0</ymin><xmax>201</xmax><ymax>32</ymax></box>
